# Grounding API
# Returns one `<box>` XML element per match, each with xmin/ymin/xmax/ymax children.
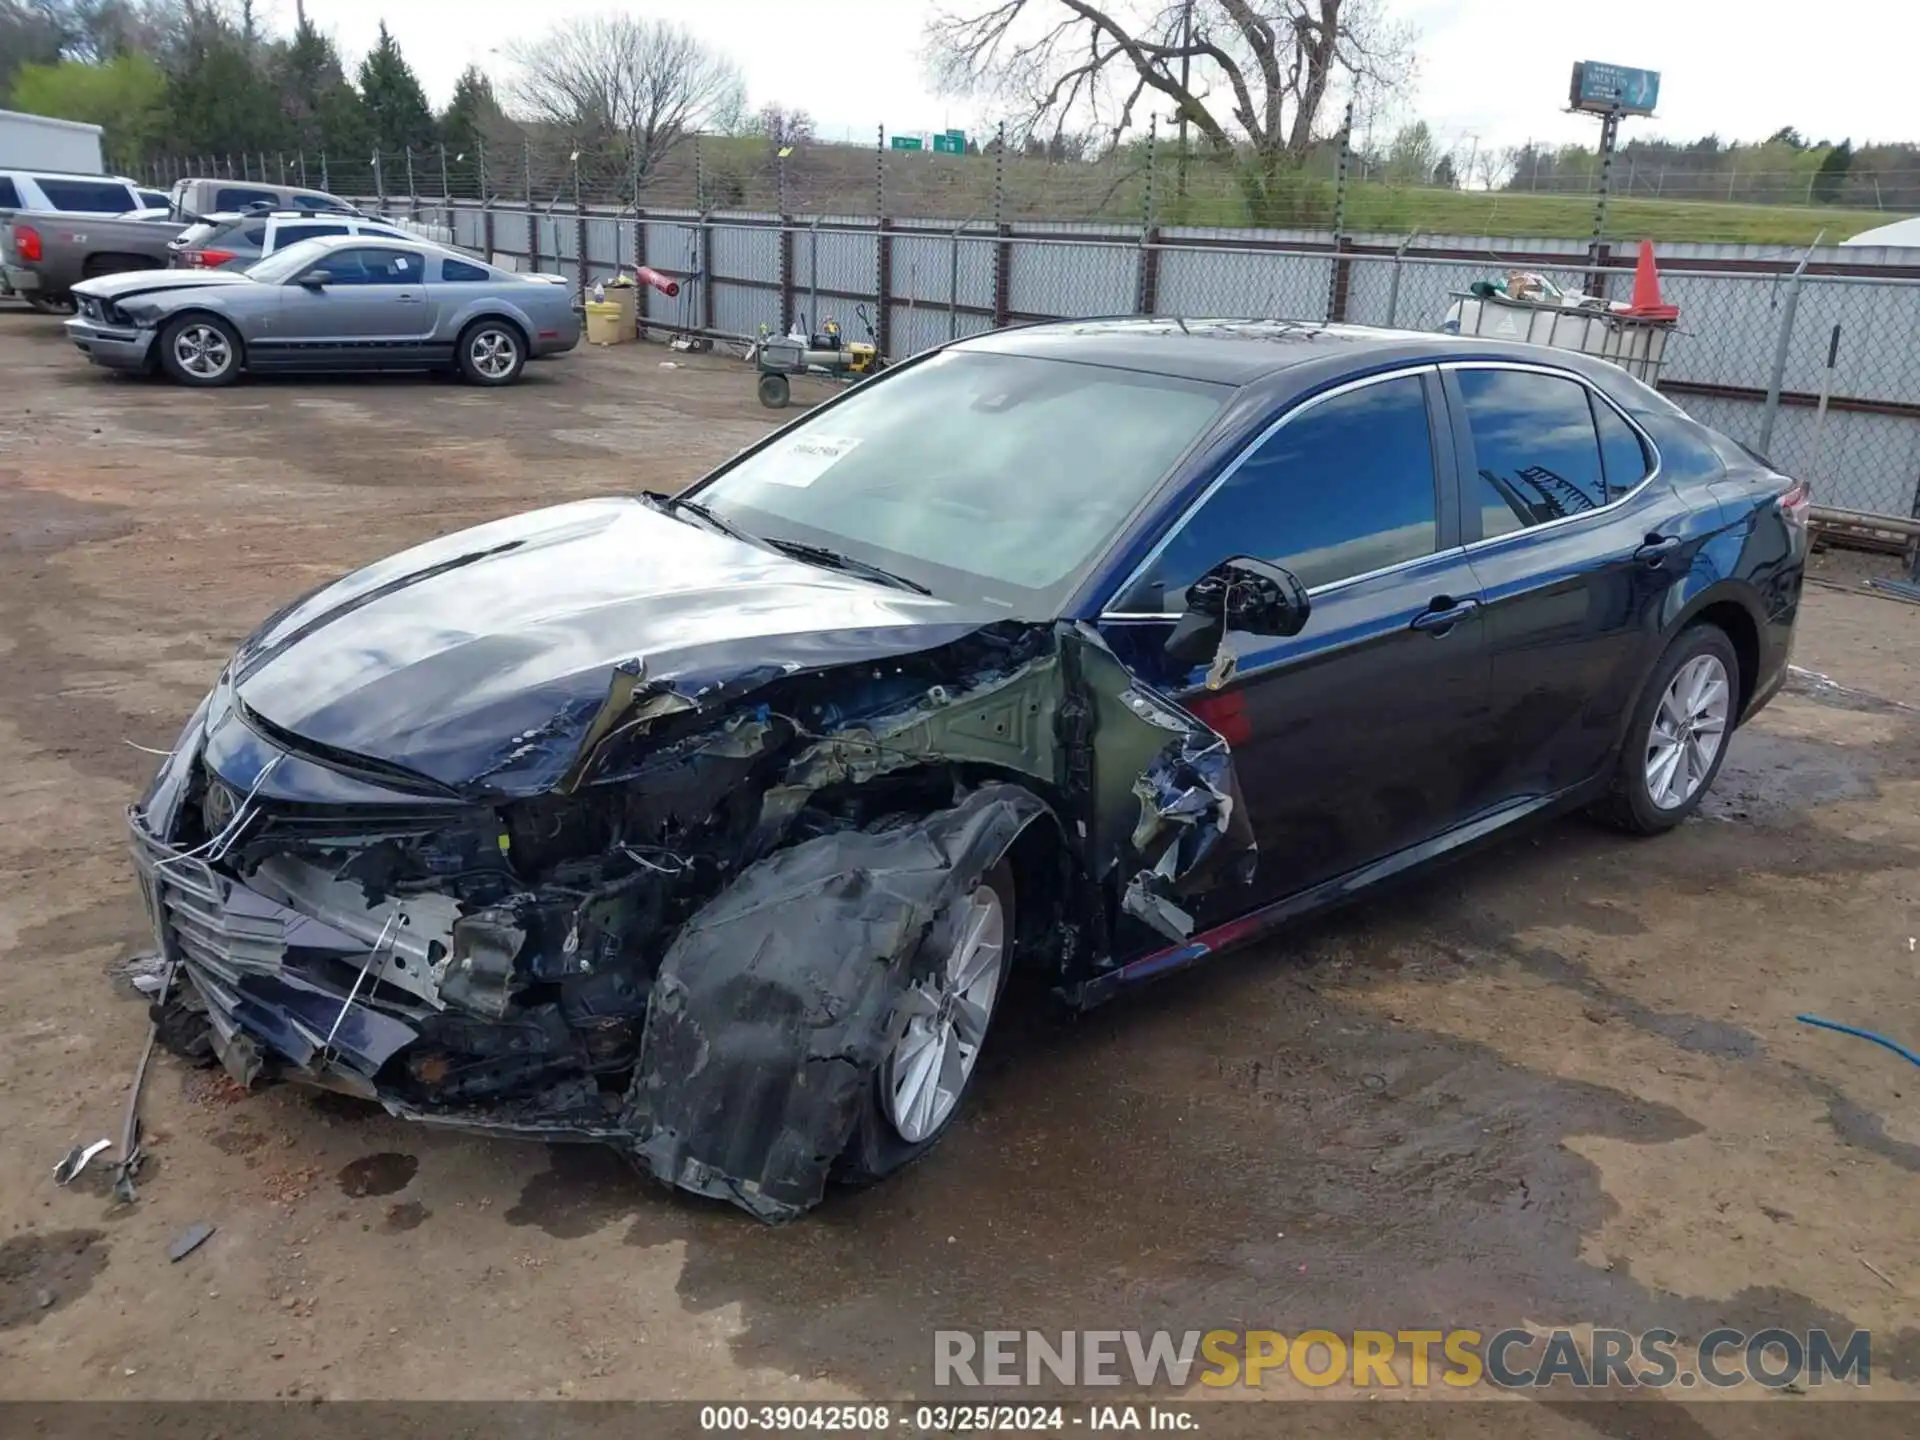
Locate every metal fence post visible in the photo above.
<box><xmin>405</xmin><ymin>146</ymin><xmax>417</xmax><ymax>203</ymax></box>
<box><xmin>574</xmin><ymin>150</ymin><xmax>588</xmax><ymax>293</ymax></box>
<box><xmin>992</xmin><ymin>122</ymin><xmax>1011</xmax><ymax>329</ymax></box>
<box><xmin>948</xmin><ymin>221</ymin><xmax>962</xmax><ymax>340</ymax></box>
<box><xmin>1758</xmin><ymin>238</ymin><xmax>1820</xmax><ymax>456</ymax></box>
<box><xmin>1326</xmin><ymin>101</ymin><xmax>1355</xmax><ymax>322</ymax></box>
<box><xmin>319</xmin><ymin>150</ymin><xmax>328</xmax><ymax>192</ymax></box>
<box><xmin>876</xmin><ymin>125</ymin><xmax>891</xmax><ymax>357</ymax></box>
<box><xmin>525</xmin><ymin>138</ymin><xmax>539</xmax><ymax>274</ymax></box>
<box><xmin>479</xmin><ymin>140</ymin><xmax>494</xmax><ymax>262</ymax></box>
<box><xmin>373</xmin><ymin>151</ymin><xmax>386</xmax><ymax>211</ymax></box>
<box><xmin>440</xmin><ymin>143</ymin><xmax>450</xmax><ymax>202</ymax></box>
<box><xmin>1136</xmin><ymin>116</ymin><xmax>1158</xmax><ymax>315</ymax></box>
<box><xmin>1384</xmin><ymin>229</ymin><xmax>1419</xmax><ymax>327</ymax></box>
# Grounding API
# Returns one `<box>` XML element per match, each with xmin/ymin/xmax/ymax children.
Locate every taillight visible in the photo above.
<box><xmin>1777</xmin><ymin>477</ymin><xmax>1811</xmax><ymax>532</ymax></box>
<box><xmin>185</xmin><ymin>248</ymin><xmax>236</xmax><ymax>269</ymax></box>
<box><xmin>15</xmin><ymin>225</ymin><xmax>41</xmax><ymax>263</ymax></box>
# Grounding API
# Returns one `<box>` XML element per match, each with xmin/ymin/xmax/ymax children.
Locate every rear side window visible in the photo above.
<box><xmin>1457</xmin><ymin>368</ymin><xmax>1607</xmax><ymax>538</ymax></box>
<box><xmin>272</xmin><ymin>222</ymin><xmax>349</xmax><ymax>248</ymax></box>
<box><xmin>215</xmin><ymin>187</ymin><xmax>279</xmax><ymax>211</ymax></box>
<box><xmin>1592</xmin><ymin>397</ymin><xmax>1651</xmax><ymax>498</ymax></box>
<box><xmin>34</xmin><ymin>177</ymin><xmax>138</xmax><ymax>211</ymax></box>
<box><xmin>241</xmin><ymin>226</ymin><xmax>267</xmax><ymax>248</ymax></box>
<box><xmin>441</xmin><ymin>258</ymin><xmax>490</xmax><ymax>282</ymax></box>
<box><xmin>1147</xmin><ymin>374</ymin><xmax>1439</xmax><ymax>606</ymax></box>
<box><xmin>138</xmin><ymin>189</ymin><xmax>168</xmax><ymax>210</ymax></box>
<box><xmin>0</xmin><ymin>177</ymin><xmax>21</xmax><ymax>209</ymax></box>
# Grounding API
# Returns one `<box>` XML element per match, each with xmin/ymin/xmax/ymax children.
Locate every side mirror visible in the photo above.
<box><xmin>1164</xmin><ymin>556</ymin><xmax>1311</xmax><ymax>666</ymax></box>
<box><xmin>295</xmin><ymin>269</ymin><xmax>330</xmax><ymax>288</ymax></box>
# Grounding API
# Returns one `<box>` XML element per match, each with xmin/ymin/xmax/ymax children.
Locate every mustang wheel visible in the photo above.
<box><xmin>838</xmin><ymin>859</ymin><xmax>1014</xmax><ymax>1181</ymax></box>
<box><xmin>1593</xmin><ymin>624</ymin><xmax>1739</xmax><ymax>834</ymax></box>
<box><xmin>458</xmin><ymin>321</ymin><xmax>525</xmax><ymax>386</ymax></box>
<box><xmin>159</xmin><ymin>315</ymin><xmax>241</xmax><ymax>387</ymax></box>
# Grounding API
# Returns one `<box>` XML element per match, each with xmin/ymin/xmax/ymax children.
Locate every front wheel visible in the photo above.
<box><xmin>158</xmin><ymin>315</ymin><xmax>241</xmax><ymax>387</ymax></box>
<box><xmin>1591</xmin><ymin>624</ymin><xmax>1740</xmax><ymax>834</ymax></box>
<box><xmin>837</xmin><ymin>859</ymin><xmax>1014</xmax><ymax>1184</ymax></box>
<box><xmin>457</xmin><ymin>320</ymin><xmax>525</xmax><ymax>386</ymax></box>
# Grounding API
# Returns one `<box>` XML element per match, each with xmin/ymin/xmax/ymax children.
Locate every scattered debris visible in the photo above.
<box><xmin>1859</xmin><ymin>1256</ymin><xmax>1897</xmax><ymax>1290</ymax></box>
<box><xmin>167</xmin><ymin>1222</ymin><xmax>216</xmax><ymax>1262</ymax></box>
<box><xmin>53</xmin><ymin>1138</ymin><xmax>112</xmax><ymax>1186</ymax></box>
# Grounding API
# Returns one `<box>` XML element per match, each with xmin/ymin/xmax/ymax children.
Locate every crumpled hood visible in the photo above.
<box><xmin>231</xmin><ymin>498</ymin><xmax>994</xmax><ymax>796</ymax></box>
<box><xmin>73</xmin><ymin>269</ymin><xmax>253</xmax><ymax>301</ymax></box>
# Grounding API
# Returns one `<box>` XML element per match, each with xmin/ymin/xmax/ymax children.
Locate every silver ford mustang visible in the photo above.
<box><xmin>64</xmin><ymin>234</ymin><xmax>581</xmax><ymax>387</ymax></box>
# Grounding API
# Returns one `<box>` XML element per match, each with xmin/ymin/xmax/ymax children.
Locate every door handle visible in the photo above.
<box><xmin>1410</xmin><ymin>597</ymin><xmax>1480</xmax><ymax>635</ymax></box>
<box><xmin>1634</xmin><ymin>534</ymin><xmax>1683</xmax><ymax>567</ymax></box>
<box><xmin>395</xmin><ymin>294</ymin><xmax>423</xmax><ymax>305</ymax></box>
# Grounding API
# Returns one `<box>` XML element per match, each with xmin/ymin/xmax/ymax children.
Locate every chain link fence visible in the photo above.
<box><xmin>124</xmin><ymin>139</ymin><xmax>1920</xmax><ymax>531</ymax></box>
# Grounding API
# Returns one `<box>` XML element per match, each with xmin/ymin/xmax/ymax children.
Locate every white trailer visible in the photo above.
<box><xmin>0</xmin><ymin>109</ymin><xmax>105</xmax><ymax>175</ymax></box>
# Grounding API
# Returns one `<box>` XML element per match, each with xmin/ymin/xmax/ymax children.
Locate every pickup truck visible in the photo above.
<box><xmin>2</xmin><ymin>210</ymin><xmax>185</xmax><ymax>312</ymax></box>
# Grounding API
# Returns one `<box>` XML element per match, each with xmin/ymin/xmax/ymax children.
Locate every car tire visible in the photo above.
<box><xmin>158</xmin><ymin>314</ymin><xmax>242</xmax><ymax>387</ymax></box>
<box><xmin>457</xmin><ymin>319</ymin><xmax>525</xmax><ymax>386</ymax></box>
<box><xmin>1590</xmin><ymin>623</ymin><xmax>1741</xmax><ymax>835</ymax></box>
<box><xmin>835</xmin><ymin>857</ymin><xmax>1015</xmax><ymax>1186</ymax></box>
<box><xmin>757</xmin><ymin>372</ymin><xmax>791</xmax><ymax>409</ymax></box>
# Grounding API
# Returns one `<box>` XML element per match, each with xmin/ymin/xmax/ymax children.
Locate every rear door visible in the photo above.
<box><xmin>1100</xmin><ymin>367</ymin><xmax>1491</xmax><ymax>908</ymax></box>
<box><xmin>1445</xmin><ymin>362</ymin><xmax>1699</xmax><ymax>802</ymax></box>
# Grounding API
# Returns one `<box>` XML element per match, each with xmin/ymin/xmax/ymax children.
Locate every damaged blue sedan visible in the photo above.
<box><xmin>129</xmin><ymin>319</ymin><xmax>1805</xmax><ymax>1219</ymax></box>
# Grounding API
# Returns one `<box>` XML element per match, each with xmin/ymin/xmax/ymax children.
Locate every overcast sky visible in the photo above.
<box><xmin>278</xmin><ymin>0</ymin><xmax>1912</xmax><ymax>156</ymax></box>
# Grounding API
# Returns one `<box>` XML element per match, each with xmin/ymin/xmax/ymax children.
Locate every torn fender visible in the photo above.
<box><xmin>623</xmin><ymin>783</ymin><xmax>1048</xmax><ymax>1220</ymax></box>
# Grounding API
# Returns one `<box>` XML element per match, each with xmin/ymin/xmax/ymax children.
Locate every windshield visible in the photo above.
<box><xmin>245</xmin><ymin>237</ymin><xmax>333</xmax><ymax>281</ymax></box>
<box><xmin>693</xmin><ymin>350</ymin><xmax>1227</xmax><ymax>613</ymax></box>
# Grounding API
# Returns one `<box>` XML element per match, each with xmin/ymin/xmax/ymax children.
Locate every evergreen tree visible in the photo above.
<box><xmin>276</xmin><ymin>14</ymin><xmax>369</xmax><ymax>162</ymax></box>
<box><xmin>439</xmin><ymin>64</ymin><xmax>505</xmax><ymax>157</ymax></box>
<box><xmin>1811</xmin><ymin>140</ymin><xmax>1853</xmax><ymax>204</ymax></box>
<box><xmin>357</xmin><ymin>21</ymin><xmax>435</xmax><ymax>154</ymax></box>
<box><xmin>166</xmin><ymin>8</ymin><xmax>289</xmax><ymax>158</ymax></box>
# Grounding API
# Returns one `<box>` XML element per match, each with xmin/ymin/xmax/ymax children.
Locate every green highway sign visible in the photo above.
<box><xmin>890</xmin><ymin>135</ymin><xmax>923</xmax><ymax>151</ymax></box>
<box><xmin>932</xmin><ymin>132</ymin><xmax>966</xmax><ymax>154</ymax></box>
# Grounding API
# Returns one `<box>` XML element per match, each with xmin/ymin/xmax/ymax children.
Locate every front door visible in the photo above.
<box><xmin>274</xmin><ymin>245</ymin><xmax>432</xmax><ymax>364</ymax></box>
<box><xmin>1101</xmin><ymin>368</ymin><xmax>1491</xmax><ymax>913</ymax></box>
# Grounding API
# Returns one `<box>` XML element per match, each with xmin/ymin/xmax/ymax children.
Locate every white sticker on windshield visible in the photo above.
<box><xmin>760</xmin><ymin>434</ymin><xmax>862</xmax><ymax>487</ymax></box>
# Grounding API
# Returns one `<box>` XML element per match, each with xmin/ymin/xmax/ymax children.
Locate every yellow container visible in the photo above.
<box><xmin>603</xmin><ymin>280</ymin><xmax>639</xmax><ymax>332</ymax></box>
<box><xmin>585</xmin><ymin>301</ymin><xmax>628</xmax><ymax>346</ymax></box>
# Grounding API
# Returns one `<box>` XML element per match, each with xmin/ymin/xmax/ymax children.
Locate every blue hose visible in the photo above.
<box><xmin>1796</xmin><ymin>1014</ymin><xmax>1920</xmax><ymax>1068</ymax></box>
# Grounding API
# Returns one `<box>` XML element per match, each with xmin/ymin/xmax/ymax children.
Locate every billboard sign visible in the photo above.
<box><xmin>1569</xmin><ymin>61</ymin><xmax>1660</xmax><ymax>117</ymax></box>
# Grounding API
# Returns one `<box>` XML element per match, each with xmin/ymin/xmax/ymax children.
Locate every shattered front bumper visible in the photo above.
<box><xmin>128</xmin><ymin>810</ymin><xmax>421</xmax><ymax>1097</ymax></box>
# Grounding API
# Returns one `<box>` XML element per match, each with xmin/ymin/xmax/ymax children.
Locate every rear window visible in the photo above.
<box><xmin>293</xmin><ymin>193</ymin><xmax>349</xmax><ymax>212</ymax></box>
<box><xmin>215</xmin><ymin>187</ymin><xmax>279</xmax><ymax>211</ymax></box>
<box><xmin>357</xmin><ymin>226</ymin><xmax>408</xmax><ymax>240</ymax></box>
<box><xmin>441</xmin><ymin>258</ymin><xmax>490</xmax><ymax>282</ymax></box>
<box><xmin>0</xmin><ymin>177</ymin><xmax>20</xmax><ymax>209</ymax></box>
<box><xmin>272</xmin><ymin>222</ymin><xmax>350</xmax><ymax>248</ymax></box>
<box><xmin>34</xmin><ymin>177</ymin><xmax>138</xmax><ymax>211</ymax></box>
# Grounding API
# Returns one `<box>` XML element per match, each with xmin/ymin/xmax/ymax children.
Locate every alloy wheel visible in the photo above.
<box><xmin>469</xmin><ymin>329</ymin><xmax>517</xmax><ymax>380</ymax></box>
<box><xmin>173</xmin><ymin>323</ymin><xmax>232</xmax><ymax>380</ymax></box>
<box><xmin>1645</xmin><ymin>653</ymin><xmax>1730</xmax><ymax>810</ymax></box>
<box><xmin>882</xmin><ymin>885</ymin><xmax>1006</xmax><ymax>1144</ymax></box>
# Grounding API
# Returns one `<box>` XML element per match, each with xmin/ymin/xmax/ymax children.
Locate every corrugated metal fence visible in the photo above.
<box><xmin>391</xmin><ymin>196</ymin><xmax>1920</xmax><ymax>526</ymax></box>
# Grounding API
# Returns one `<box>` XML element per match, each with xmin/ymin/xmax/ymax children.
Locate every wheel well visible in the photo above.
<box><xmin>460</xmin><ymin>313</ymin><xmax>528</xmax><ymax>349</ymax></box>
<box><xmin>998</xmin><ymin>808</ymin><xmax>1073</xmax><ymax>978</ymax></box>
<box><xmin>1690</xmin><ymin>601</ymin><xmax>1759</xmax><ymax>717</ymax></box>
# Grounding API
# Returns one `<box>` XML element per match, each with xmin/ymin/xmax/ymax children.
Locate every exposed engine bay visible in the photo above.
<box><xmin>132</xmin><ymin>611</ymin><xmax>1250</xmax><ymax>1221</ymax></box>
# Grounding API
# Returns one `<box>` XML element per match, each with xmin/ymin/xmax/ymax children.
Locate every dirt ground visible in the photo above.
<box><xmin>2</xmin><ymin>308</ymin><xmax>1919</xmax><ymax>1422</ymax></box>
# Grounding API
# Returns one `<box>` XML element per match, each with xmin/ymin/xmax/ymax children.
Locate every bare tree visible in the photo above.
<box><xmin>507</xmin><ymin>15</ymin><xmax>745</xmax><ymax>183</ymax></box>
<box><xmin>926</xmin><ymin>0</ymin><xmax>1411</xmax><ymax>220</ymax></box>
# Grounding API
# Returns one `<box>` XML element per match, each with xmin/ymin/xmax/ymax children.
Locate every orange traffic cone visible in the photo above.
<box><xmin>1625</xmin><ymin>240</ymin><xmax>1679</xmax><ymax>320</ymax></box>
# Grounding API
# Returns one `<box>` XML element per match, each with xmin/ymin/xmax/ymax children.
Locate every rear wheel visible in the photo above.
<box><xmin>1591</xmin><ymin>624</ymin><xmax>1739</xmax><ymax>834</ymax></box>
<box><xmin>757</xmin><ymin>372</ymin><xmax>790</xmax><ymax>408</ymax></box>
<box><xmin>837</xmin><ymin>859</ymin><xmax>1014</xmax><ymax>1183</ymax></box>
<box><xmin>457</xmin><ymin>320</ymin><xmax>525</xmax><ymax>386</ymax></box>
<box><xmin>158</xmin><ymin>315</ymin><xmax>241</xmax><ymax>387</ymax></box>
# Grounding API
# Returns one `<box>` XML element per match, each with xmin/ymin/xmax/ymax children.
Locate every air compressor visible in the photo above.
<box><xmin>754</xmin><ymin>307</ymin><xmax>883</xmax><ymax>408</ymax></box>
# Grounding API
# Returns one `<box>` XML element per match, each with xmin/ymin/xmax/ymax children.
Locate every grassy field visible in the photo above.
<box><xmin>469</xmin><ymin>134</ymin><xmax>1897</xmax><ymax>247</ymax></box>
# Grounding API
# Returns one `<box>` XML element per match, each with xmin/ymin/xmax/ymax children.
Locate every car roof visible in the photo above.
<box><xmin>952</xmin><ymin>315</ymin><xmax>1670</xmax><ymax>404</ymax></box>
<box><xmin>1</xmin><ymin>167</ymin><xmax>138</xmax><ymax>182</ymax></box>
